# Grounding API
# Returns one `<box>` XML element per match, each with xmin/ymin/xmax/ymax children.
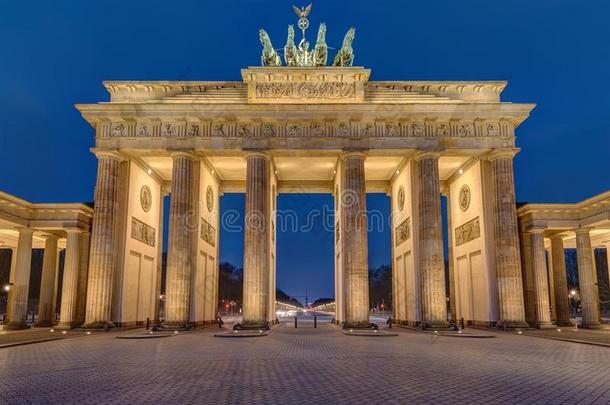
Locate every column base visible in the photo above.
<box><xmin>496</xmin><ymin>320</ymin><xmax>530</xmax><ymax>330</ymax></box>
<box><xmin>3</xmin><ymin>322</ymin><xmax>30</xmax><ymax>330</ymax></box>
<box><xmin>82</xmin><ymin>320</ymin><xmax>116</xmax><ymax>330</ymax></box>
<box><xmin>422</xmin><ymin>320</ymin><xmax>450</xmax><ymax>330</ymax></box>
<box><xmin>342</xmin><ymin>321</ymin><xmax>378</xmax><ymax>330</ymax></box>
<box><xmin>155</xmin><ymin>321</ymin><xmax>192</xmax><ymax>331</ymax></box>
<box><xmin>34</xmin><ymin>320</ymin><xmax>56</xmax><ymax>328</ymax></box>
<box><xmin>532</xmin><ymin>321</ymin><xmax>556</xmax><ymax>329</ymax></box>
<box><xmin>55</xmin><ymin>321</ymin><xmax>81</xmax><ymax>330</ymax></box>
<box><xmin>233</xmin><ymin>321</ymin><xmax>270</xmax><ymax>331</ymax></box>
<box><xmin>579</xmin><ymin>322</ymin><xmax>604</xmax><ymax>330</ymax></box>
<box><xmin>554</xmin><ymin>320</ymin><xmax>575</xmax><ymax>327</ymax></box>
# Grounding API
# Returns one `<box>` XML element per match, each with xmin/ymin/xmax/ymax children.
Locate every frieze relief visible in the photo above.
<box><xmin>99</xmin><ymin>119</ymin><xmax>513</xmax><ymax>140</ymax></box>
<box><xmin>395</xmin><ymin>217</ymin><xmax>411</xmax><ymax>247</ymax></box>
<box><xmin>255</xmin><ymin>82</ymin><xmax>357</xmax><ymax>100</ymax></box>
<box><xmin>200</xmin><ymin>218</ymin><xmax>216</xmax><ymax>247</ymax></box>
<box><xmin>455</xmin><ymin>217</ymin><xmax>481</xmax><ymax>247</ymax></box>
<box><xmin>131</xmin><ymin>217</ymin><xmax>156</xmax><ymax>247</ymax></box>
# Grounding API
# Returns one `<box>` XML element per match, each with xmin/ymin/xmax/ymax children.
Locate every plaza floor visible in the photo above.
<box><xmin>1</xmin><ymin>322</ymin><xmax>609</xmax><ymax>404</ymax></box>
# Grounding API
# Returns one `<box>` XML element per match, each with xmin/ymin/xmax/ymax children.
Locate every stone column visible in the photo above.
<box><xmin>6</xmin><ymin>228</ymin><xmax>34</xmax><ymax>329</ymax></box>
<box><xmin>529</xmin><ymin>230</ymin><xmax>552</xmax><ymax>327</ymax></box>
<box><xmin>445</xmin><ymin>190</ymin><xmax>457</xmax><ymax>324</ymax></box>
<box><xmin>164</xmin><ymin>152</ymin><xmax>198</xmax><ymax>328</ymax></box>
<box><xmin>546</xmin><ymin>246</ymin><xmax>556</xmax><ymax>323</ymax></box>
<box><xmin>575</xmin><ymin>228</ymin><xmax>601</xmax><ymax>328</ymax></box>
<box><xmin>341</xmin><ymin>152</ymin><xmax>370</xmax><ymax>328</ymax></box>
<box><xmin>84</xmin><ymin>152</ymin><xmax>122</xmax><ymax>328</ymax></box>
<box><xmin>415</xmin><ymin>153</ymin><xmax>448</xmax><ymax>328</ymax></box>
<box><xmin>35</xmin><ymin>235</ymin><xmax>60</xmax><ymax>327</ymax></box>
<box><xmin>489</xmin><ymin>150</ymin><xmax>528</xmax><ymax>328</ymax></box>
<box><xmin>550</xmin><ymin>235</ymin><xmax>573</xmax><ymax>326</ymax></box>
<box><xmin>605</xmin><ymin>243</ymin><xmax>610</xmax><ymax>291</ymax></box>
<box><xmin>57</xmin><ymin>230</ymin><xmax>81</xmax><ymax>329</ymax></box>
<box><xmin>5</xmin><ymin>247</ymin><xmax>17</xmax><ymax>323</ymax></box>
<box><xmin>242</xmin><ymin>153</ymin><xmax>270</xmax><ymax>328</ymax></box>
<box><xmin>74</xmin><ymin>232</ymin><xmax>91</xmax><ymax>326</ymax></box>
<box><xmin>519</xmin><ymin>230</ymin><xmax>536</xmax><ymax>324</ymax></box>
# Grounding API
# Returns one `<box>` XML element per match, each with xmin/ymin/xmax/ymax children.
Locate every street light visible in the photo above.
<box><xmin>3</xmin><ymin>284</ymin><xmax>10</xmax><ymax>292</ymax></box>
<box><xmin>570</xmin><ymin>289</ymin><xmax>577</xmax><ymax>320</ymax></box>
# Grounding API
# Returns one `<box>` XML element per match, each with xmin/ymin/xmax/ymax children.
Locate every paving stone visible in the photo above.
<box><xmin>0</xmin><ymin>324</ymin><xmax>609</xmax><ymax>404</ymax></box>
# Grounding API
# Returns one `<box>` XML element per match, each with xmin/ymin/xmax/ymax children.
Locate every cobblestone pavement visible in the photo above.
<box><xmin>524</xmin><ymin>327</ymin><xmax>610</xmax><ymax>347</ymax></box>
<box><xmin>1</xmin><ymin>323</ymin><xmax>609</xmax><ymax>404</ymax></box>
<box><xmin>0</xmin><ymin>327</ymin><xmax>142</xmax><ymax>347</ymax></box>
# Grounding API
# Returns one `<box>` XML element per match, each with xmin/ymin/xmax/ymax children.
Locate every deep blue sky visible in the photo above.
<box><xmin>1</xmin><ymin>1</ymin><xmax>609</xmax><ymax>300</ymax></box>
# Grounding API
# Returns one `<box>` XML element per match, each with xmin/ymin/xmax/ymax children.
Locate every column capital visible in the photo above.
<box><xmin>413</xmin><ymin>150</ymin><xmax>441</xmax><ymax>161</ymax></box>
<box><xmin>574</xmin><ymin>227</ymin><xmax>592</xmax><ymax>235</ymax></box>
<box><xmin>244</xmin><ymin>150</ymin><xmax>271</xmax><ymax>160</ymax></box>
<box><xmin>168</xmin><ymin>149</ymin><xmax>198</xmax><ymax>160</ymax></box>
<box><xmin>549</xmin><ymin>233</ymin><xmax>565</xmax><ymax>242</ymax></box>
<box><xmin>487</xmin><ymin>148</ymin><xmax>521</xmax><ymax>161</ymax></box>
<box><xmin>340</xmin><ymin>151</ymin><xmax>367</xmax><ymax>160</ymax></box>
<box><xmin>91</xmin><ymin>148</ymin><xmax>124</xmax><ymax>161</ymax></box>
<box><xmin>15</xmin><ymin>227</ymin><xmax>34</xmax><ymax>235</ymax></box>
<box><xmin>41</xmin><ymin>233</ymin><xmax>60</xmax><ymax>241</ymax></box>
<box><xmin>528</xmin><ymin>227</ymin><xmax>546</xmax><ymax>235</ymax></box>
<box><xmin>65</xmin><ymin>229</ymin><xmax>83</xmax><ymax>235</ymax></box>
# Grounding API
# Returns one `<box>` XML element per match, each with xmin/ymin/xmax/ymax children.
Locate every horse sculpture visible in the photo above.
<box><xmin>332</xmin><ymin>27</ymin><xmax>355</xmax><ymax>67</ymax></box>
<box><xmin>259</xmin><ymin>29</ymin><xmax>282</xmax><ymax>67</ymax></box>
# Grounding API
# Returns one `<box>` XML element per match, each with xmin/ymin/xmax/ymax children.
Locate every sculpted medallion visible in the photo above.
<box><xmin>140</xmin><ymin>185</ymin><xmax>152</xmax><ymax>212</ymax></box>
<box><xmin>397</xmin><ymin>185</ymin><xmax>405</xmax><ymax>211</ymax></box>
<box><xmin>459</xmin><ymin>184</ymin><xmax>471</xmax><ymax>212</ymax></box>
<box><xmin>206</xmin><ymin>185</ymin><xmax>214</xmax><ymax>212</ymax></box>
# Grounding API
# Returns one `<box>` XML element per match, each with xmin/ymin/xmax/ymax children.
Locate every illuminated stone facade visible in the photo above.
<box><xmin>74</xmin><ymin>65</ymin><xmax>536</xmax><ymax>329</ymax></box>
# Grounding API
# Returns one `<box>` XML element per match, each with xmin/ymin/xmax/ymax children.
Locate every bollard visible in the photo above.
<box><xmin>31</xmin><ymin>312</ymin><xmax>35</xmax><ymax>323</ymax></box>
<box><xmin>146</xmin><ymin>317</ymin><xmax>150</xmax><ymax>330</ymax></box>
<box><xmin>314</xmin><ymin>315</ymin><xmax>317</xmax><ymax>328</ymax></box>
<box><xmin>294</xmin><ymin>316</ymin><xmax>298</xmax><ymax>328</ymax></box>
<box><xmin>460</xmin><ymin>317</ymin><xmax>465</xmax><ymax>330</ymax></box>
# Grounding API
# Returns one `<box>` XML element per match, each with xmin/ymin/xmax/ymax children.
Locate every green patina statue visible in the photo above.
<box><xmin>332</xmin><ymin>27</ymin><xmax>355</xmax><ymax>67</ymax></box>
<box><xmin>259</xmin><ymin>29</ymin><xmax>282</xmax><ymax>67</ymax></box>
<box><xmin>313</xmin><ymin>23</ymin><xmax>328</xmax><ymax>66</ymax></box>
<box><xmin>259</xmin><ymin>4</ymin><xmax>355</xmax><ymax>67</ymax></box>
<box><xmin>284</xmin><ymin>25</ymin><xmax>299</xmax><ymax>67</ymax></box>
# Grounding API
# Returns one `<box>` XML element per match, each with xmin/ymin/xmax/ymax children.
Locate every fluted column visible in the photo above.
<box><xmin>35</xmin><ymin>235</ymin><xmax>60</xmax><ymax>327</ymax></box>
<box><xmin>546</xmin><ymin>246</ymin><xmax>556</xmax><ymax>322</ymax></box>
<box><xmin>340</xmin><ymin>152</ymin><xmax>370</xmax><ymax>327</ymax></box>
<box><xmin>164</xmin><ymin>152</ymin><xmax>198</xmax><ymax>328</ymax></box>
<box><xmin>519</xmin><ymin>230</ymin><xmax>536</xmax><ymax>324</ymax></box>
<box><xmin>57</xmin><ymin>230</ymin><xmax>81</xmax><ymax>329</ymax></box>
<box><xmin>84</xmin><ymin>152</ymin><xmax>122</xmax><ymax>328</ymax></box>
<box><xmin>605</xmin><ymin>244</ymin><xmax>610</xmax><ymax>290</ymax></box>
<box><xmin>550</xmin><ymin>235</ymin><xmax>573</xmax><ymax>326</ymax></box>
<box><xmin>445</xmin><ymin>190</ymin><xmax>457</xmax><ymax>324</ymax></box>
<box><xmin>575</xmin><ymin>228</ymin><xmax>601</xmax><ymax>328</ymax></box>
<box><xmin>74</xmin><ymin>231</ymin><xmax>90</xmax><ymax>326</ymax></box>
<box><xmin>242</xmin><ymin>153</ymin><xmax>270</xmax><ymax>327</ymax></box>
<box><xmin>6</xmin><ymin>228</ymin><xmax>34</xmax><ymax>329</ymax></box>
<box><xmin>416</xmin><ymin>153</ymin><xmax>448</xmax><ymax>328</ymax></box>
<box><xmin>529</xmin><ymin>230</ymin><xmax>552</xmax><ymax>327</ymax></box>
<box><xmin>489</xmin><ymin>150</ymin><xmax>527</xmax><ymax>328</ymax></box>
<box><xmin>5</xmin><ymin>248</ymin><xmax>17</xmax><ymax>323</ymax></box>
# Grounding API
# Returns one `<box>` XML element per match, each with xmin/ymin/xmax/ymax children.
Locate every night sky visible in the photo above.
<box><xmin>1</xmin><ymin>1</ymin><xmax>609</xmax><ymax>301</ymax></box>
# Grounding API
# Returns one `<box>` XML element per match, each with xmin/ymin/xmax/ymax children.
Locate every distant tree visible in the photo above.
<box><xmin>565</xmin><ymin>249</ymin><xmax>578</xmax><ymax>288</ymax></box>
<box><xmin>369</xmin><ymin>264</ymin><xmax>392</xmax><ymax>310</ymax></box>
<box><xmin>218</xmin><ymin>262</ymin><xmax>243</xmax><ymax>305</ymax></box>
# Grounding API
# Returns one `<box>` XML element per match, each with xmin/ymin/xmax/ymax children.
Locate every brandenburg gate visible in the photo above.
<box><xmin>73</xmin><ymin>10</ymin><xmax>536</xmax><ymax>330</ymax></box>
